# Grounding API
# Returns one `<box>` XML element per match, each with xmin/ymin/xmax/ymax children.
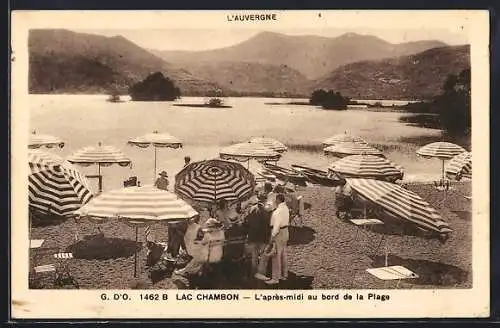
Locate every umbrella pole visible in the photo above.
<box><xmin>98</xmin><ymin>163</ymin><xmax>102</xmax><ymax>194</ymax></box>
<box><xmin>384</xmin><ymin>242</ymin><xmax>389</xmax><ymax>267</ymax></box>
<box><xmin>153</xmin><ymin>146</ymin><xmax>157</xmax><ymax>183</ymax></box>
<box><xmin>441</xmin><ymin>159</ymin><xmax>445</xmax><ymax>182</ymax></box>
<box><xmin>441</xmin><ymin>159</ymin><xmax>446</xmax><ymax>209</ymax></box>
<box><xmin>134</xmin><ymin>226</ymin><xmax>138</xmax><ymax>278</ymax></box>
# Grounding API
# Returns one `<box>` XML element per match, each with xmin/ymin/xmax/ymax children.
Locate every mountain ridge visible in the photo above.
<box><xmin>28</xmin><ymin>29</ymin><xmax>222</xmax><ymax>95</ymax></box>
<box><xmin>151</xmin><ymin>31</ymin><xmax>449</xmax><ymax>79</ymax></box>
<box><xmin>28</xmin><ymin>29</ymin><xmax>468</xmax><ymax>100</ymax></box>
<box><xmin>311</xmin><ymin>44</ymin><xmax>470</xmax><ymax>100</ymax></box>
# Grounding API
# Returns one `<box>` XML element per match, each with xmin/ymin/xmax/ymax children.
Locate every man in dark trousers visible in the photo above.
<box><xmin>243</xmin><ymin>195</ymin><xmax>271</xmax><ymax>278</ymax></box>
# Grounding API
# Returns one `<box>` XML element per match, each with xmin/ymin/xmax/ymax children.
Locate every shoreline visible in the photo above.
<box><xmin>29</xmin><ymin>93</ymin><xmax>420</xmax><ymax>103</ymax></box>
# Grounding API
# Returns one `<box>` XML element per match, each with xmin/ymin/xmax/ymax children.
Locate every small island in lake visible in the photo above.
<box><xmin>107</xmin><ymin>93</ymin><xmax>124</xmax><ymax>103</ymax></box>
<box><xmin>129</xmin><ymin>72</ymin><xmax>181</xmax><ymax>101</ymax></box>
<box><xmin>173</xmin><ymin>89</ymin><xmax>233</xmax><ymax>108</ymax></box>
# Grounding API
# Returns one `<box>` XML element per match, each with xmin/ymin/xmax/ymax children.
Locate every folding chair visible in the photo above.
<box><xmin>30</xmin><ymin>239</ymin><xmax>45</xmax><ymax>249</ymax></box>
<box><xmin>290</xmin><ymin>195</ymin><xmax>305</xmax><ymax>226</ymax></box>
<box><xmin>30</xmin><ymin>244</ymin><xmax>59</xmax><ymax>288</ymax></box>
<box><xmin>123</xmin><ymin>176</ymin><xmax>138</xmax><ymax>188</ymax></box>
<box><xmin>53</xmin><ymin>252</ymin><xmax>79</xmax><ymax>288</ymax></box>
<box><xmin>349</xmin><ymin>218</ymin><xmax>386</xmax><ymax>255</ymax></box>
<box><xmin>366</xmin><ymin>241</ymin><xmax>419</xmax><ymax>288</ymax></box>
<box><xmin>366</xmin><ymin>265</ymin><xmax>418</xmax><ymax>288</ymax></box>
<box><xmin>346</xmin><ymin>204</ymin><xmax>387</xmax><ymax>255</ymax></box>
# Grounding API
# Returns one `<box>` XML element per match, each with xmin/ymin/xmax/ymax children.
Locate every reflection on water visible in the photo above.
<box><xmin>29</xmin><ymin>95</ymin><xmax>447</xmax><ymax>194</ymax></box>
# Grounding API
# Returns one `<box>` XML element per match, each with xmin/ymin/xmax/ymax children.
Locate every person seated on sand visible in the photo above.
<box><xmin>173</xmin><ymin>218</ymin><xmax>224</xmax><ymax>277</ymax></box>
<box><xmin>145</xmin><ymin>241</ymin><xmax>166</xmax><ymax>269</ymax></box>
<box><xmin>335</xmin><ymin>183</ymin><xmax>354</xmax><ymax>216</ymax></box>
<box><xmin>155</xmin><ymin>170</ymin><xmax>169</xmax><ymax>191</ymax></box>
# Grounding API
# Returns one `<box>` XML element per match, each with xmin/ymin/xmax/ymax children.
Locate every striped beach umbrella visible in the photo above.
<box><xmin>128</xmin><ymin>131</ymin><xmax>183</xmax><ymax>182</ymax></box>
<box><xmin>75</xmin><ymin>185</ymin><xmax>197</xmax><ymax>223</ymax></box>
<box><xmin>322</xmin><ymin>133</ymin><xmax>367</xmax><ymax>146</ymax></box>
<box><xmin>445</xmin><ymin>151</ymin><xmax>472</xmax><ymax>181</ymax></box>
<box><xmin>324</xmin><ymin>142</ymin><xmax>384</xmax><ymax>158</ymax></box>
<box><xmin>29</xmin><ymin>150</ymin><xmax>93</xmax><ymax>217</ymax></box>
<box><xmin>249</xmin><ymin>137</ymin><xmax>288</xmax><ymax>153</ymax></box>
<box><xmin>328</xmin><ymin>155</ymin><xmax>404</xmax><ymax>182</ymax></box>
<box><xmin>416</xmin><ymin>142</ymin><xmax>467</xmax><ymax>180</ymax></box>
<box><xmin>175</xmin><ymin>159</ymin><xmax>255</xmax><ymax>205</ymax></box>
<box><xmin>67</xmin><ymin>142</ymin><xmax>131</xmax><ymax>193</ymax></box>
<box><xmin>220</xmin><ymin>142</ymin><xmax>281</xmax><ymax>167</ymax></box>
<box><xmin>28</xmin><ymin>130</ymin><xmax>65</xmax><ymax>149</ymax></box>
<box><xmin>347</xmin><ymin>178</ymin><xmax>452</xmax><ymax>235</ymax></box>
<box><xmin>75</xmin><ymin>185</ymin><xmax>197</xmax><ymax>277</ymax></box>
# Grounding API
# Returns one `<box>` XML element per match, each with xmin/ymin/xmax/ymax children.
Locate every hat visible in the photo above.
<box><xmin>247</xmin><ymin>195</ymin><xmax>259</xmax><ymax>206</ymax></box>
<box><xmin>204</xmin><ymin>218</ymin><xmax>223</xmax><ymax>229</ymax></box>
<box><xmin>158</xmin><ymin>170</ymin><xmax>168</xmax><ymax>177</ymax></box>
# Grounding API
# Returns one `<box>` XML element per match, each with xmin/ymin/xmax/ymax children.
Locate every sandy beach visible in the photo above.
<box><xmin>29</xmin><ymin>180</ymin><xmax>471</xmax><ymax>290</ymax></box>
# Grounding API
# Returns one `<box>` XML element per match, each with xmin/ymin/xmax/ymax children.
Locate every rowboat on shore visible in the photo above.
<box><xmin>261</xmin><ymin>163</ymin><xmax>308</xmax><ymax>186</ymax></box>
<box><xmin>291</xmin><ymin>164</ymin><xmax>345</xmax><ymax>187</ymax></box>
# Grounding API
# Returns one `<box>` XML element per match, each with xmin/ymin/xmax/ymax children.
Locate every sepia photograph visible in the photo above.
<box><xmin>10</xmin><ymin>10</ymin><xmax>490</xmax><ymax>319</ymax></box>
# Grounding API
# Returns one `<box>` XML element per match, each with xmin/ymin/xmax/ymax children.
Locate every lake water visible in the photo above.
<box><xmin>29</xmin><ymin>95</ymin><xmax>447</xmax><ymax>193</ymax></box>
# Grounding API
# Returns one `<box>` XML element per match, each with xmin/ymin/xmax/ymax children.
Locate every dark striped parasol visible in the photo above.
<box><xmin>174</xmin><ymin>159</ymin><xmax>255</xmax><ymax>206</ymax></box>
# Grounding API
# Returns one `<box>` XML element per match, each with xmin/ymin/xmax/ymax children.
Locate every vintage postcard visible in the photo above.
<box><xmin>10</xmin><ymin>10</ymin><xmax>490</xmax><ymax>319</ymax></box>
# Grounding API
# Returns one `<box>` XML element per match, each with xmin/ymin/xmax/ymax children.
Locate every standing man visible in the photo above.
<box><xmin>243</xmin><ymin>196</ymin><xmax>271</xmax><ymax>277</ymax></box>
<box><xmin>184</xmin><ymin>156</ymin><xmax>191</xmax><ymax>167</ymax></box>
<box><xmin>265</xmin><ymin>193</ymin><xmax>290</xmax><ymax>285</ymax></box>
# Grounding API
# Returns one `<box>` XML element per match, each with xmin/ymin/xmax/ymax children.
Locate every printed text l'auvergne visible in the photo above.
<box><xmin>227</xmin><ymin>14</ymin><xmax>278</xmax><ymax>22</ymax></box>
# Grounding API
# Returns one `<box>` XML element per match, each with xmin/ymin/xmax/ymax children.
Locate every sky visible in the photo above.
<box><xmin>75</xmin><ymin>28</ymin><xmax>469</xmax><ymax>51</ymax></box>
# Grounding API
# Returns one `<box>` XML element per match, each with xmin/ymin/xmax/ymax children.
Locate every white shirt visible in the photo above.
<box><xmin>270</xmin><ymin>202</ymin><xmax>290</xmax><ymax>238</ymax></box>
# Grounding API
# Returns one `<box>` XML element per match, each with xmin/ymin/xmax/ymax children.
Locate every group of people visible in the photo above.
<box><xmin>246</xmin><ymin>184</ymin><xmax>291</xmax><ymax>285</ymax></box>
<box><xmin>148</xmin><ymin>169</ymin><xmax>294</xmax><ymax>285</ymax></box>
<box><xmin>174</xmin><ymin>181</ymin><xmax>292</xmax><ymax>285</ymax></box>
<box><xmin>147</xmin><ymin>154</ymin><xmax>295</xmax><ymax>284</ymax></box>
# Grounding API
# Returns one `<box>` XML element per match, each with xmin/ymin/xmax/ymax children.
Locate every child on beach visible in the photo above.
<box><xmin>155</xmin><ymin>170</ymin><xmax>169</xmax><ymax>190</ymax></box>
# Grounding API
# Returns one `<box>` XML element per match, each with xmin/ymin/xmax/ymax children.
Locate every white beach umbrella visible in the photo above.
<box><xmin>128</xmin><ymin>130</ymin><xmax>183</xmax><ymax>182</ymax></box>
<box><xmin>322</xmin><ymin>133</ymin><xmax>367</xmax><ymax>146</ymax></box>
<box><xmin>219</xmin><ymin>142</ymin><xmax>281</xmax><ymax>168</ymax></box>
<box><xmin>75</xmin><ymin>185</ymin><xmax>198</xmax><ymax>277</ymax></box>
<box><xmin>67</xmin><ymin>142</ymin><xmax>132</xmax><ymax>193</ymax></box>
<box><xmin>248</xmin><ymin>137</ymin><xmax>288</xmax><ymax>153</ymax></box>
<box><xmin>328</xmin><ymin>154</ymin><xmax>404</xmax><ymax>182</ymax></box>
<box><xmin>416</xmin><ymin>142</ymin><xmax>467</xmax><ymax>180</ymax></box>
<box><xmin>324</xmin><ymin>142</ymin><xmax>384</xmax><ymax>158</ymax></box>
<box><xmin>28</xmin><ymin>130</ymin><xmax>65</xmax><ymax>149</ymax></box>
